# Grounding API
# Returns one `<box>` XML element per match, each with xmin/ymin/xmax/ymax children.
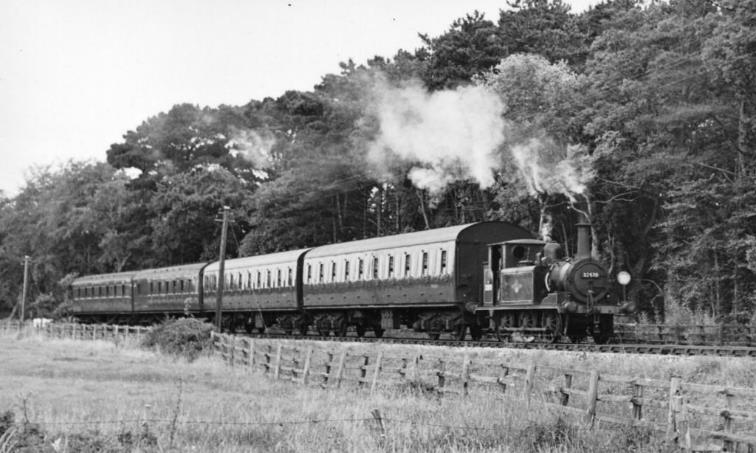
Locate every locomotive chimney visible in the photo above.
<box><xmin>576</xmin><ymin>212</ymin><xmax>591</xmax><ymax>260</ymax></box>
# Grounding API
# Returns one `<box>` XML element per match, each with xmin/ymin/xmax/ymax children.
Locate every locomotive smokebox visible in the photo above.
<box><xmin>576</xmin><ymin>212</ymin><xmax>591</xmax><ymax>260</ymax></box>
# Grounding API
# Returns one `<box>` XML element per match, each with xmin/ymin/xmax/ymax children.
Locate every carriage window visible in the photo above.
<box><xmin>358</xmin><ymin>258</ymin><xmax>364</xmax><ymax>280</ymax></box>
<box><xmin>331</xmin><ymin>261</ymin><xmax>337</xmax><ymax>282</ymax></box>
<box><xmin>266</xmin><ymin>270</ymin><xmax>271</xmax><ymax>288</ymax></box>
<box><xmin>247</xmin><ymin>272</ymin><xmax>252</xmax><ymax>289</ymax></box>
<box><xmin>307</xmin><ymin>264</ymin><xmax>312</xmax><ymax>283</ymax></box>
<box><xmin>440</xmin><ymin>250</ymin><xmax>448</xmax><ymax>274</ymax></box>
<box><xmin>257</xmin><ymin>271</ymin><xmax>261</xmax><ymax>288</ymax></box>
<box><xmin>106</xmin><ymin>286</ymin><xmax>111</xmax><ymax>297</ymax></box>
<box><xmin>388</xmin><ymin>255</ymin><xmax>394</xmax><ymax>277</ymax></box>
<box><xmin>422</xmin><ymin>252</ymin><xmax>428</xmax><ymax>276</ymax></box>
<box><xmin>319</xmin><ymin>263</ymin><xmax>324</xmax><ymax>283</ymax></box>
<box><xmin>277</xmin><ymin>269</ymin><xmax>282</xmax><ymax>287</ymax></box>
<box><xmin>180</xmin><ymin>280</ymin><xmax>184</xmax><ymax>292</ymax></box>
<box><xmin>344</xmin><ymin>259</ymin><xmax>350</xmax><ymax>281</ymax></box>
<box><xmin>288</xmin><ymin>267</ymin><xmax>293</xmax><ymax>286</ymax></box>
<box><xmin>373</xmin><ymin>257</ymin><xmax>379</xmax><ymax>279</ymax></box>
<box><xmin>404</xmin><ymin>253</ymin><xmax>411</xmax><ymax>277</ymax></box>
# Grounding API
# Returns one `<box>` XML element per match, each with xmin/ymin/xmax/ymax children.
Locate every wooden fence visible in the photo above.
<box><xmin>0</xmin><ymin>320</ymin><xmax>149</xmax><ymax>342</ymax></box>
<box><xmin>212</xmin><ymin>331</ymin><xmax>756</xmax><ymax>452</ymax></box>
<box><xmin>615</xmin><ymin>323</ymin><xmax>755</xmax><ymax>346</ymax></box>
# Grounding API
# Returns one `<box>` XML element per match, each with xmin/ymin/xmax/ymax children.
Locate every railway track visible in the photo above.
<box><xmin>241</xmin><ymin>331</ymin><xmax>756</xmax><ymax>357</ymax></box>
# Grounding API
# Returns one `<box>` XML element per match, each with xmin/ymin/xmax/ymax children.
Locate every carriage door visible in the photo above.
<box><xmin>483</xmin><ymin>245</ymin><xmax>502</xmax><ymax>306</ymax></box>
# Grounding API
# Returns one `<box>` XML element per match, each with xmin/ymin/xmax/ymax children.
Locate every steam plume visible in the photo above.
<box><xmin>366</xmin><ymin>78</ymin><xmax>505</xmax><ymax>192</ymax></box>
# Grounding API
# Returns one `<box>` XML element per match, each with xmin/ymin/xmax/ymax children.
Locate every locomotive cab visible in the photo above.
<box><xmin>483</xmin><ymin>239</ymin><xmax>547</xmax><ymax>307</ymax></box>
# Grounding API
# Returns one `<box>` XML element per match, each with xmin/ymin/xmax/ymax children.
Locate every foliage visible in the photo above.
<box><xmin>141</xmin><ymin>318</ymin><xmax>214</xmax><ymax>362</ymax></box>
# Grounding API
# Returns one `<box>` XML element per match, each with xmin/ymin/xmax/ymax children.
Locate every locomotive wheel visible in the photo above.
<box><xmin>470</xmin><ymin>325</ymin><xmax>483</xmax><ymax>341</ymax></box>
<box><xmin>519</xmin><ymin>312</ymin><xmax>536</xmax><ymax>330</ymax></box>
<box><xmin>542</xmin><ymin>313</ymin><xmax>562</xmax><ymax>343</ymax></box>
<box><xmin>356</xmin><ymin>324</ymin><xmax>366</xmax><ymax>338</ymax></box>
<box><xmin>495</xmin><ymin>313</ymin><xmax>515</xmax><ymax>342</ymax></box>
<box><xmin>454</xmin><ymin>324</ymin><xmax>467</xmax><ymax>341</ymax></box>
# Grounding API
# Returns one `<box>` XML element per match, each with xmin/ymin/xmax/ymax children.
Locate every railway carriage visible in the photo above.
<box><xmin>132</xmin><ymin>263</ymin><xmax>208</xmax><ymax>321</ymax></box>
<box><xmin>301</xmin><ymin>222</ymin><xmax>532</xmax><ymax>339</ymax></box>
<box><xmin>202</xmin><ymin>249</ymin><xmax>310</xmax><ymax>333</ymax></box>
<box><xmin>70</xmin><ymin>272</ymin><xmax>136</xmax><ymax>323</ymax></box>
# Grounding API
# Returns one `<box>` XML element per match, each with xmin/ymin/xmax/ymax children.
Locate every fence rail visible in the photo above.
<box><xmin>211</xmin><ymin>331</ymin><xmax>756</xmax><ymax>452</ymax></box>
<box><xmin>0</xmin><ymin>320</ymin><xmax>150</xmax><ymax>341</ymax></box>
<box><xmin>615</xmin><ymin>323</ymin><xmax>755</xmax><ymax>346</ymax></box>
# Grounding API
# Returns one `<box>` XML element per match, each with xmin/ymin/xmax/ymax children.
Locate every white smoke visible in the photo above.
<box><xmin>510</xmin><ymin>138</ymin><xmax>593</xmax><ymax>202</ymax></box>
<box><xmin>227</xmin><ymin>128</ymin><xmax>276</xmax><ymax>170</ymax></box>
<box><xmin>367</xmin><ymin>78</ymin><xmax>506</xmax><ymax>193</ymax></box>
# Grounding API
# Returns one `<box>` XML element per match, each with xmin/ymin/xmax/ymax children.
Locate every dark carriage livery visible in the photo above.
<box><xmin>301</xmin><ymin>222</ymin><xmax>532</xmax><ymax>339</ymax></box>
<box><xmin>202</xmin><ymin>249</ymin><xmax>310</xmax><ymax>333</ymax></box>
<box><xmin>132</xmin><ymin>263</ymin><xmax>209</xmax><ymax>320</ymax></box>
<box><xmin>70</xmin><ymin>271</ymin><xmax>136</xmax><ymax>321</ymax></box>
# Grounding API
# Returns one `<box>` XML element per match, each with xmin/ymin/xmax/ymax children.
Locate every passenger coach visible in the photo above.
<box><xmin>301</xmin><ymin>222</ymin><xmax>531</xmax><ymax>339</ymax></box>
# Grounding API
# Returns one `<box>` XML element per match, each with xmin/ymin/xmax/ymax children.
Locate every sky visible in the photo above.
<box><xmin>0</xmin><ymin>0</ymin><xmax>602</xmax><ymax>196</ymax></box>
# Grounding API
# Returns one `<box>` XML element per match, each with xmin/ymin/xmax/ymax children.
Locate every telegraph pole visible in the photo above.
<box><xmin>21</xmin><ymin>256</ymin><xmax>30</xmax><ymax>323</ymax></box>
<box><xmin>215</xmin><ymin>206</ymin><xmax>230</xmax><ymax>332</ymax></box>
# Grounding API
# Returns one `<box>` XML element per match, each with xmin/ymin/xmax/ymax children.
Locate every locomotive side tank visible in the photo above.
<box><xmin>301</xmin><ymin>222</ymin><xmax>531</xmax><ymax>338</ymax></box>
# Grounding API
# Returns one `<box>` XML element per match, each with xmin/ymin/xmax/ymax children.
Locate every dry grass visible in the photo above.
<box><xmin>0</xmin><ymin>331</ymin><xmax>751</xmax><ymax>452</ymax></box>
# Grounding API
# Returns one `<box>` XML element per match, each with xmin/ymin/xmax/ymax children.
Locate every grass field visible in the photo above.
<box><xmin>0</xmin><ymin>332</ymin><xmax>752</xmax><ymax>452</ymax></box>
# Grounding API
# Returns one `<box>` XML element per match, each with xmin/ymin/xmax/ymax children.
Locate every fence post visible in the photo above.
<box><xmin>436</xmin><ymin>359</ymin><xmax>446</xmax><ymax>392</ymax></box>
<box><xmin>460</xmin><ymin>354</ymin><xmax>470</xmax><ymax>397</ymax></box>
<box><xmin>248</xmin><ymin>339</ymin><xmax>256</xmax><ymax>368</ymax></box>
<box><xmin>721</xmin><ymin>388</ymin><xmax>734</xmax><ymax>452</ymax></box>
<box><xmin>412</xmin><ymin>355</ymin><xmax>421</xmax><ymax>383</ymax></box>
<box><xmin>370</xmin><ymin>352</ymin><xmax>383</xmax><ymax>395</ymax></box>
<box><xmin>274</xmin><ymin>344</ymin><xmax>283</xmax><ymax>380</ymax></box>
<box><xmin>359</xmin><ymin>355</ymin><xmax>370</xmax><ymax>389</ymax></box>
<box><xmin>498</xmin><ymin>365</ymin><xmax>510</xmax><ymax>395</ymax></box>
<box><xmin>264</xmin><ymin>344</ymin><xmax>272</xmax><ymax>374</ymax></box>
<box><xmin>585</xmin><ymin>370</ymin><xmax>599</xmax><ymax>426</ymax></box>
<box><xmin>666</xmin><ymin>376</ymin><xmax>682</xmax><ymax>445</ymax></box>
<box><xmin>229</xmin><ymin>337</ymin><xmax>236</xmax><ymax>367</ymax></box>
<box><xmin>398</xmin><ymin>357</ymin><xmax>408</xmax><ymax>381</ymax></box>
<box><xmin>334</xmin><ymin>350</ymin><xmax>347</xmax><ymax>389</ymax></box>
<box><xmin>302</xmin><ymin>347</ymin><xmax>313</xmax><ymax>385</ymax></box>
<box><xmin>632</xmin><ymin>382</ymin><xmax>643</xmax><ymax>421</ymax></box>
<box><xmin>561</xmin><ymin>373</ymin><xmax>573</xmax><ymax>406</ymax></box>
<box><xmin>523</xmin><ymin>363</ymin><xmax>536</xmax><ymax>403</ymax></box>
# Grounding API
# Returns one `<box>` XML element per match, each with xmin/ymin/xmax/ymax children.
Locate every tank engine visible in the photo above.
<box><xmin>481</xmin><ymin>215</ymin><xmax>632</xmax><ymax>343</ymax></box>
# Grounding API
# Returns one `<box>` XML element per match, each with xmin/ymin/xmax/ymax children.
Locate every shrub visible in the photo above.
<box><xmin>141</xmin><ymin>318</ymin><xmax>214</xmax><ymax>362</ymax></box>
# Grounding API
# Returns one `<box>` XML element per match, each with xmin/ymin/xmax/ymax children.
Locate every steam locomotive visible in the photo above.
<box><xmin>69</xmin><ymin>219</ymin><xmax>633</xmax><ymax>343</ymax></box>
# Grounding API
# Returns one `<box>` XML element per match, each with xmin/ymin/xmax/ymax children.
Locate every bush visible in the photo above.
<box><xmin>141</xmin><ymin>318</ymin><xmax>214</xmax><ymax>362</ymax></box>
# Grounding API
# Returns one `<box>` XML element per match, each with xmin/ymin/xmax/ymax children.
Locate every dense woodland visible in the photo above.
<box><xmin>1</xmin><ymin>0</ymin><xmax>754</xmax><ymax>323</ymax></box>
